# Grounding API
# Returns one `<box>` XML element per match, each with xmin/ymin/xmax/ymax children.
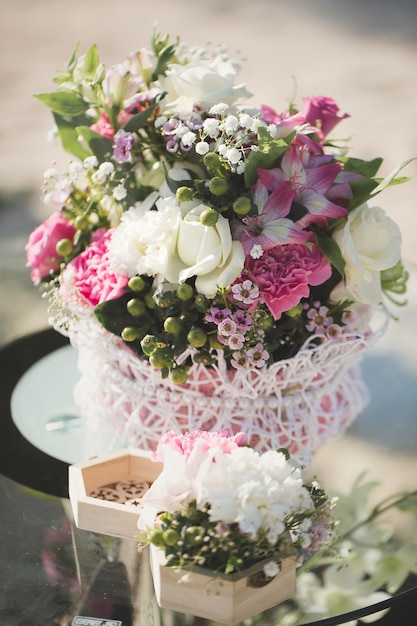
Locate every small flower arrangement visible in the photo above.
<box><xmin>26</xmin><ymin>31</ymin><xmax>410</xmax><ymax>383</ymax></box>
<box><xmin>136</xmin><ymin>429</ymin><xmax>335</xmax><ymax>577</ymax></box>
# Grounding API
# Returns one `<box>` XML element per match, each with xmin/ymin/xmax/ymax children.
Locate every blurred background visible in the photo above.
<box><xmin>1</xmin><ymin>0</ymin><xmax>417</xmax><ymax>347</ymax></box>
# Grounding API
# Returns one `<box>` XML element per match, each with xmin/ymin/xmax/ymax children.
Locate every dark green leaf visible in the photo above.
<box><xmin>337</xmin><ymin>156</ymin><xmax>383</xmax><ymax>178</ymax></box>
<box><xmin>315</xmin><ymin>231</ymin><xmax>345</xmax><ymax>277</ymax></box>
<box><xmin>35</xmin><ymin>90</ymin><xmax>89</xmax><ymax>117</ymax></box>
<box><xmin>152</xmin><ymin>44</ymin><xmax>177</xmax><ymax>80</ymax></box>
<box><xmin>76</xmin><ymin>126</ymin><xmax>113</xmax><ymax>162</ymax></box>
<box><xmin>94</xmin><ymin>295</ymin><xmax>136</xmax><ymax>336</ymax></box>
<box><xmin>348</xmin><ymin>179</ymin><xmax>380</xmax><ymax>210</ymax></box>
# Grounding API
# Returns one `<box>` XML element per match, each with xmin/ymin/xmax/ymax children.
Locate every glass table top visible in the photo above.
<box><xmin>1</xmin><ymin>264</ymin><xmax>417</xmax><ymax>626</ymax></box>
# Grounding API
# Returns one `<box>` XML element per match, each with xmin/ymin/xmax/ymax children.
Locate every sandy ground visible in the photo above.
<box><xmin>0</xmin><ymin>0</ymin><xmax>417</xmax><ymax>509</ymax></box>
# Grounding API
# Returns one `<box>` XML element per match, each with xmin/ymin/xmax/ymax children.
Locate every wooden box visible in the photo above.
<box><xmin>68</xmin><ymin>449</ymin><xmax>162</xmax><ymax>538</ymax></box>
<box><xmin>150</xmin><ymin>545</ymin><xmax>296</xmax><ymax>624</ymax></box>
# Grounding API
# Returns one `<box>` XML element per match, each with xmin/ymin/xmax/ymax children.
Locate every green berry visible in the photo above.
<box><xmin>200</xmin><ymin>208</ymin><xmax>219</xmax><ymax>226</ymax></box>
<box><xmin>150</xmin><ymin>529</ymin><xmax>165</xmax><ymax>548</ymax></box>
<box><xmin>55</xmin><ymin>238</ymin><xmax>73</xmax><ymax>257</ymax></box>
<box><xmin>153</xmin><ymin>291</ymin><xmax>174</xmax><ymax>308</ymax></box>
<box><xmin>144</xmin><ymin>292</ymin><xmax>156</xmax><ymax>309</ymax></box>
<box><xmin>187</xmin><ymin>327</ymin><xmax>207</xmax><ymax>348</ymax></box>
<box><xmin>163</xmin><ymin>528</ymin><xmax>180</xmax><ymax>546</ymax></box>
<box><xmin>164</xmin><ymin>316</ymin><xmax>182</xmax><ymax>335</ymax></box>
<box><xmin>232</xmin><ymin>196</ymin><xmax>251</xmax><ymax>215</ymax></box>
<box><xmin>176</xmin><ymin>186</ymin><xmax>194</xmax><ymax>203</ymax></box>
<box><xmin>176</xmin><ymin>283</ymin><xmax>194</xmax><ymax>301</ymax></box>
<box><xmin>121</xmin><ymin>327</ymin><xmax>140</xmax><ymax>342</ymax></box>
<box><xmin>141</xmin><ymin>334</ymin><xmax>157</xmax><ymax>356</ymax></box>
<box><xmin>171</xmin><ymin>367</ymin><xmax>189</xmax><ymax>384</ymax></box>
<box><xmin>73</xmin><ymin>215</ymin><xmax>89</xmax><ymax>230</ymax></box>
<box><xmin>203</xmin><ymin>152</ymin><xmax>221</xmax><ymax>169</ymax></box>
<box><xmin>128</xmin><ymin>276</ymin><xmax>146</xmax><ymax>292</ymax></box>
<box><xmin>195</xmin><ymin>294</ymin><xmax>209</xmax><ymax>313</ymax></box>
<box><xmin>208</xmin><ymin>176</ymin><xmax>228</xmax><ymax>196</ymax></box>
<box><xmin>149</xmin><ymin>349</ymin><xmax>169</xmax><ymax>369</ymax></box>
<box><xmin>126</xmin><ymin>298</ymin><xmax>146</xmax><ymax>317</ymax></box>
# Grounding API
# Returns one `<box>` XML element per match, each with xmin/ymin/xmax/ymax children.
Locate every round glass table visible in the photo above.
<box><xmin>1</xmin><ymin>267</ymin><xmax>417</xmax><ymax>626</ymax></box>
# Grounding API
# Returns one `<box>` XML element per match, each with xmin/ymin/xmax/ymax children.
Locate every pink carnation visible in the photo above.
<box><xmin>65</xmin><ymin>229</ymin><xmax>128</xmax><ymax>307</ymax></box>
<box><xmin>244</xmin><ymin>238</ymin><xmax>332</xmax><ymax>320</ymax></box>
<box><xmin>25</xmin><ymin>211</ymin><xmax>76</xmax><ymax>283</ymax></box>
<box><xmin>153</xmin><ymin>429</ymin><xmax>248</xmax><ymax>462</ymax></box>
<box><xmin>303</xmin><ymin>96</ymin><xmax>349</xmax><ymax>138</ymax></box>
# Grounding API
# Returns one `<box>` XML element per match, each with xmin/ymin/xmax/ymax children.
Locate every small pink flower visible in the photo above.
<box><xmin>247</xmin><ymin>343</ymin><xmax>269</xmax><ymax>368</ymax></box>
<box><xmin>231</xmin><ymin>279</ymin><xmax>259</xmax><ymax>305</ymax></box>
<box><xmin>245</xmin><ymin>236</ymin><xmax>332</xmax><ymax>321</ymax></box>
<box><xmin>64</xmin><ymin>229</ymin><xmax>128</xmax><ymax>307</ymax></box>
<box><xmin>227</xmin><ymin>333</ymin><xmax>245</xmax><ymax>350</ymax></box>
<box><xmin>25</xmin><ymin>211</ymin><xmax>76</xmax><ymax>283</ymax></box>
<box><xmin>306</xmin><ymin>305</ymin><xmax>333</xmax><ymax>335</ymax></box>
<box><xmin>90</xmin><ymin>112</ymin><xmax>115</xmax><ymax>140</ymax></box>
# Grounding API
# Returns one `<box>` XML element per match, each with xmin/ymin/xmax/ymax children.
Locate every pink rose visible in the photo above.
<box><xmin>65</xmin><ymin>229</ymin><xmax>128</xmax><ymax>307</ymax></box>
<box><xmin>244</xmin><ymin>238</ymin><xmax>332</xmax><ymax>320</ymax></box>
<box><xmin>303</xmin><ymin>96</ymin><xmax>349</xmax><ymax>137</ymax></box>
<box><xmin>25</xmin><ymin>211</ymin><xmax>76</xmax><ymax>283</ymax></box>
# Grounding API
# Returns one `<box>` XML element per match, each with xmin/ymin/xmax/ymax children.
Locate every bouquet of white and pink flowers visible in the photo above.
<box><xmin>25</xmin><ymin>31</ymin><xmax>409</xmax><ymax>384</ymax></box>
<box><xmin>24</xmin><ymin>32</ymin><xmax>413</xmax><ymax>462</ymax></box>
<box><xmin>137</xmin><ymin>429</ymin><xmax>335</xmax><ymax>575</ymax></box>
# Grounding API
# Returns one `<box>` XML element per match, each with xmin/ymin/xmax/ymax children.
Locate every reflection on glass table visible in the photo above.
<box><xmin>0</xmin><ymin>266</ymin><xmax>417</xmax><ymax>626</ymax></box>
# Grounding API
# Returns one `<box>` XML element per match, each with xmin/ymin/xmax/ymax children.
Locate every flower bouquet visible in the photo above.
<box><xmin>26</xmin><ymin>32</ymin><xmax>410</xmax><ymax>462</ymax></box>
<box><xmin>135</xmin><ymin>429</ymin><xmax>335</xmax><ymax>623</ymax></box>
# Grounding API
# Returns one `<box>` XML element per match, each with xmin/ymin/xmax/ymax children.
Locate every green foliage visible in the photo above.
<box><xmin>314</xmin><ymin>231</ymin><xmax>345</xmax><ymax>278</ymax></box>
<box><xmin>34</xmin><ymin>90</ymin><xmax>90</xmax><ymax>117</ymax></box>
<box><xmin>381</xmin><ymin>261</ymin><xmax>409</xmax><ymax>306</ymax></box>
<box><xmin>244</xmin><ymin>126</ymin><xmax>292</xmax><ymax>187</ymax></box>
<box><xmin>76</xmin><ymin>126</ymin><xmax>113</xmax><ymax>162</ymax></box>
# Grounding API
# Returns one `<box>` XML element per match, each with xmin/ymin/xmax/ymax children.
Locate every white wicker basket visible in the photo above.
<box><xmin>59</xmin><ymin>313</ymin><xmax>379</xmax><ymax>466</ymax></box>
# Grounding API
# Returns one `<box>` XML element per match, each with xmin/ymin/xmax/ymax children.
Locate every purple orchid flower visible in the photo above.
<box><xmin>257</xmin><ymin>143</ymin><xmax>348</xmax><ymax>229</ymax></box>
<box><xmin>232</xmin><ymin>180</ymin><xmax>308</xmax><ymax>258</ymax></box>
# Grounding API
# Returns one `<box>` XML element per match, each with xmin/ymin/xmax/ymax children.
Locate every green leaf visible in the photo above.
<box><xmin>152</xmin><ymin>43</ymin><xmax>177</xmax><ymax>80</ymax></box>
<box><xmin>66</xmin><ymin>42</ymin><xmax>80</xmax><ymax>72</ymax></box>
<box><xmin>123</xmin><ymin>92</ymin><xmax>166</xmax><ymax>132</ymax></box>
<box><xmin>76</xmin><ymin>126</ymin><xmax>113</xmax><ymax>162</ymax></box>
<box><xmin>337</xmin><ymin>156</ymin><xmax>383</xmax><ymax>178</ymax></box>
<box><xmin>395</xmin><ymin>492</ymin><xmax>417</xmax><ymax>517</ymax></box>
<box><xmin>83</xmin><ymin>44</ymin><xmax>100</xmax><ymax>77</ymax></box>
<box><xmin>315</xmin><ymin>231</ymin><xmax>345</xmax><ymax>277</ymax></box>
<box><xmin>53</xmin><ymin>113</ymin><xmax>91</xmax><ymax>160</ymax></box>
<box><xmin>244</xmin><ymin>127</ymin><xmax>291</xmax><ymax>187</ymax></box>
<box><xmin>35</xmin><ymin>90</ymin><xmax>89</xmax><ymax>117</ymax></box>
<box><xmin>94</xmin><ymin>295</ymin><xmax>135</xmax><ymax>336</ymax></box>
<box><xmin>370</xmin><ymin>157</ymin><xmax>417</xmax><ymax>197</ymax></box>
<box><xmin>348</xmin><ymin>178</ymin><xmax>380</xmax><ymax>210</ymax></box>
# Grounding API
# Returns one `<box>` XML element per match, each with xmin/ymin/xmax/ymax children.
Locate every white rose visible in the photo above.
<box><xmin>333</xmin><ymin>204</ymin><xmax>402</xmax><ymax>305</ymax></box>
<box><xmin>177</xmin><ymin>203</ymin><xmax>245</xmax><ymax>297</ymax></box>
<box><xmin>109</xmin><ymin>196</ymin><xmax>244</xmax><ymax>297</ymax></box>
<box><xmin>160</xmin><ymin>60</ymin><xmax>252</xmax><ymax>113</ymax></box>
